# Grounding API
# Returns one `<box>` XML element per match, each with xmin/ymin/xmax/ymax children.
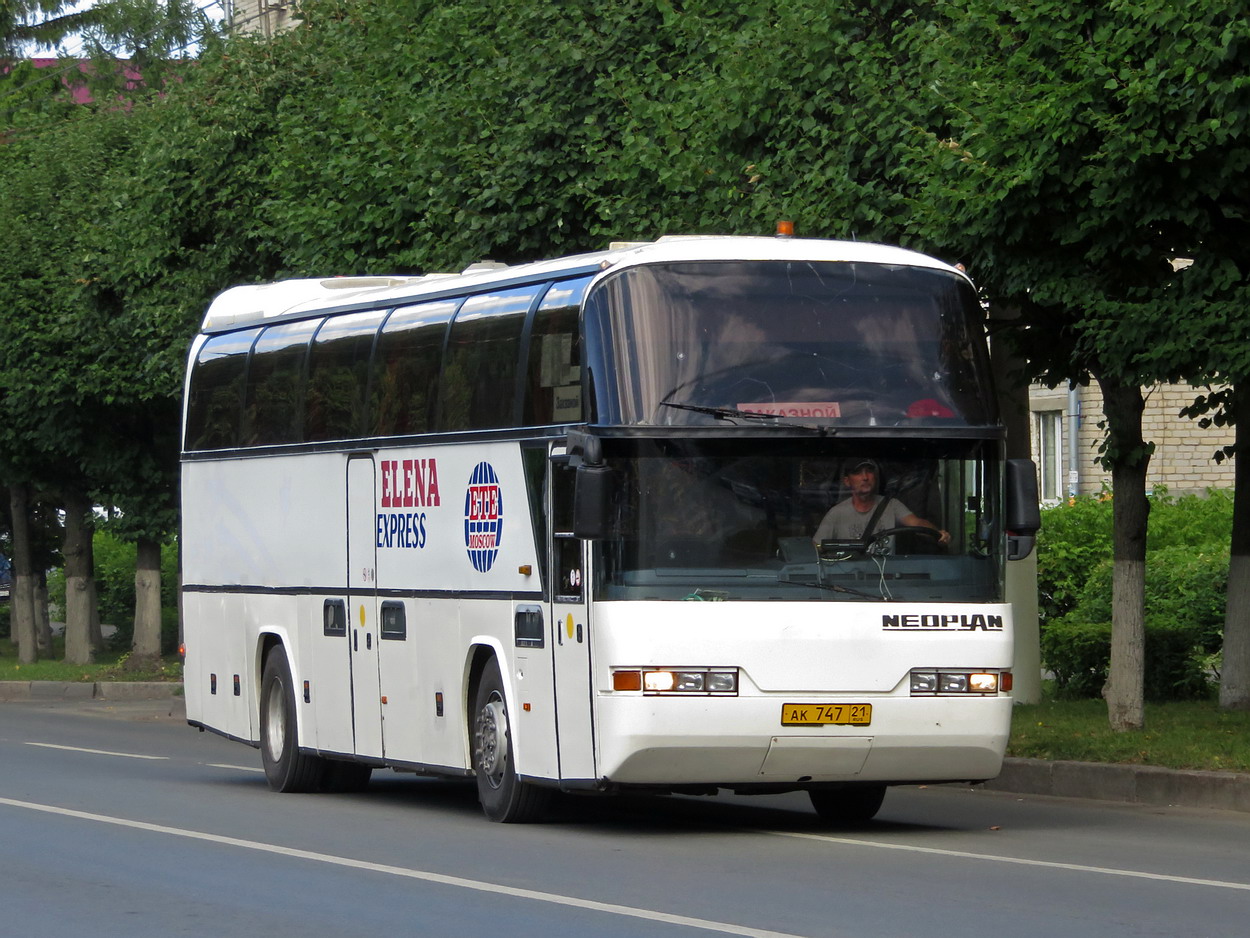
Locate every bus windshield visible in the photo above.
<box><xmin>584</xmin><ymin>260</ymin><xmax>995</xmax><ymax>428</ymax></box>
<box><xmin>594</xmin><ymin>439</ymin><xmax>1003</xmax><ymax>603</ymax></box>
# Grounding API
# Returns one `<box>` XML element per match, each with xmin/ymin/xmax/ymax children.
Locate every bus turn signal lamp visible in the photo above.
<box><xmin>909</xmin><ymin>670</ymin><xmax>1003</xmax><ymax>696</ymax></box>
<box><xmin>613</xmin><ymin>668</ymin><xmax>738</xmax><ymax>696</ymax></box>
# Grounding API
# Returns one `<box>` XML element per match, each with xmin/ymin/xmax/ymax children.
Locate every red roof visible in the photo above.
<box><xmin>22</xmin><ymin>58</ymin><xmax>144</xmax><ymax>103</ymax></box>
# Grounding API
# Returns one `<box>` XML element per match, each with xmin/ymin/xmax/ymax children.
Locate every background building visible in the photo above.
<box><xmin>226</xmin><ymin>0</ymin><xmax>299</xmax><ymax>38</ymax></box>
<box><xmin>1029</xmin><ymin>383</ymin><xmax>1234</xmax><ymax>502</ymax></box>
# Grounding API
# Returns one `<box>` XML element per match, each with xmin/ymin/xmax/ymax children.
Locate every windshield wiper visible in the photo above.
<box><xmin>777</xmin><ymin>575</ymin><xmax>879</xmax><ymax>600</ymax></box>
<box><xmin>659</xmin><ymin>401</ymin><xmax>833</xmax><ymax>433</ymax></box>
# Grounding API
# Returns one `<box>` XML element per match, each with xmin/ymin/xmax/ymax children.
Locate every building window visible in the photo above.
<box><xmin>1035</xmin><ymin>410</ymin><xmax>1064</xmax><ymax>502</ymax></box>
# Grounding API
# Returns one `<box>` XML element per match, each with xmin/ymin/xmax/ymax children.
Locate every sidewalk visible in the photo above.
<box><xmin>3</xmin><ymin>681</ymin><xmax>1249</xmax><ymax>814</ymax></box>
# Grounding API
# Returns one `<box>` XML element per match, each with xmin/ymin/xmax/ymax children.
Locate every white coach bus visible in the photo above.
<box><xmin>180</xmin><ymin>234</ymin><xmax>1040</xmax><ymax>823</ymax></box>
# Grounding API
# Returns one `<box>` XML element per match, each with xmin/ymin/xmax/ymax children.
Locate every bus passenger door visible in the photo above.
<box><xmin>549</xmin><ymin>457</ymin><xmax>597</xmax><ymax>783</ymax></box>
<box><xmin>346</xmin><ymin>456</ymin><xmax>384</xmax><ymax>759</ymax></box>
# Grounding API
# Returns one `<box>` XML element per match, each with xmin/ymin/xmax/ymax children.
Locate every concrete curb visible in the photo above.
<box><xmin>0</xmin><ymin>680</ymin><xmax>182</xmax><ymax>701</ymax></box>
<box><xmin>982</xmin><ymin>757</ymin><xmax>1250</xmax><ymax>814</ymax></box>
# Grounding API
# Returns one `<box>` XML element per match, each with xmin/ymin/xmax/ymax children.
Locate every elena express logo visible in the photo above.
<box><xmin>464</xmin><ymin>462</ymin><xmax>503</xmax><ymax>572</ymax></box>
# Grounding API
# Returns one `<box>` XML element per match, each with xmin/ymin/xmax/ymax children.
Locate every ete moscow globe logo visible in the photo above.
<box><xmin>464</xmin><ymin>462</ymin><xmax>504</xmax><ymax>572</ymax></box>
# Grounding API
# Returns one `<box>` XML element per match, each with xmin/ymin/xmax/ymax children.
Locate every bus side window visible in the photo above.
<box><xmin>523</xmin><ymin>277</ymin><xmax>589</xmax><ymax>426</ymax></box>
<box><xmin>306</xmin><ymin>310</ymin><xmax>386</xmax><ymax>442</ymax></box>
<box><xmin>368</xmin><ymin>299</ymin><xmax>457</xmax><ymax>437</ymax></box>
<box><xmin>184</xmin><ymin>329</ymin><xmax>259</xmax><ymax>451</ymax></box>
<box><xmin>438</xmin><ymin>286</ymin><xmax>539</xmax><ymax>431</ymax></box>
<box><xmin>243</xmin><ymin>320</ymin><xmax>320</xmax><ymax>446</ymax></box>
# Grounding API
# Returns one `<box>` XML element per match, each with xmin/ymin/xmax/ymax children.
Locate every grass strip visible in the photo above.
<box><xmin>1009</xmin><ymin>697</ymin><xmax>1250</xmax><ymax>773</ymax></box>
<box><xmin>0</xmin><ymin>639</ymin><xmax>181</xmax><ymax>683</ymax></box>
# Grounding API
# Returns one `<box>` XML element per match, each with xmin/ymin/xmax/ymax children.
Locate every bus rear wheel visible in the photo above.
<box><xmin>472</xmin><ymin>659</ymin><xmax>550</xmax><ymax>823</ymax></box>
<box><xmin>808</xmin><ymin>784</ymin><xmax>886</xmax><ymax>825</ymax></box>
<box><xmin>260</xmin><ymin>644</ymin><xmax>326</xmax><ymax>793</ymax></box>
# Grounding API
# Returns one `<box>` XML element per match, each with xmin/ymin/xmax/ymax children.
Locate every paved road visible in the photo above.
<box><xmin>2</xmin><ymin>699</ymin><xmax>1249</xmax><ymax>937</ymax></box>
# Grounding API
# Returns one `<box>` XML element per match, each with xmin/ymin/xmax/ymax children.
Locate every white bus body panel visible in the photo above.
<box><xmin>591</xmin><ymin>601</ymin><xmax>1013</xmax><ymax>785</ymax></box>
<box><xmin>182</xmin><ymin>440</ymin><xmax>546</xmax><ymax>773</ymax></box>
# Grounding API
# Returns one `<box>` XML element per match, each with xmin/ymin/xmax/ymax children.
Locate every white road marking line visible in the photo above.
<box><xmin>205</xmin><ymin>763</ymin><xmax>264</xmax><ymax>773</ymax></box>
<box><xmin>765</xmin><ymin>829</ymin><xmax>1250</xmax><ymax>892</ymax></box>
<box><xmin>0</xmin><ymin>796</ymin><xmax>817</xmax><ymax>938</ymax></box>
<box><xmin>24</xmin><ymin>742</ymin><xmax>166</xmax><ymax>760</ymax></box>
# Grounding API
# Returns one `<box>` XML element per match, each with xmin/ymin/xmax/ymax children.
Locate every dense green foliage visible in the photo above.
<box><xmin>1038</xmin><ymin>491</ymin><xmax>1232</xmax><ymax>700</ymax></box>
<box><xmin>3</xmin><ymin>0</ymin><xmax>1250</xmax><ymax>693</ymax></box>
<box><xmin>1038</xmin><ymin>490</ymin><xmax>1233</xmax><ymax>621</ymax></box>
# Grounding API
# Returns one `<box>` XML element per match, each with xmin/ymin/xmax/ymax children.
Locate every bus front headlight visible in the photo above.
<box><xmin>910</xmin><ymin>669</ymin><xmax>1003</xmax><ymax>696</ymax></box>
<box><xmin>613</xmin><ymin>668</ymin><xmax>739</xmax><ymax>696</ymax></box>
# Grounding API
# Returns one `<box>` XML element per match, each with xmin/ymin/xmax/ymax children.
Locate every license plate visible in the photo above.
<box><xmin>781</xmin><ymin>703</ymin><xmax>872</xmax><ymax>726</ymax></box>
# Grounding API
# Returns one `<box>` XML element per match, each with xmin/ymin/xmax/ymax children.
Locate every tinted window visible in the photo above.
<box><xmin>584</xmin><ymin>262</ymin><xmax>995</xmax><ymax>428</ymax></box>
<box><xmin>523</xmin><ymin>277</ymin><xmax>588</xmax><ymax>426</ymax></box>
<box><xmin>369</xmin><ymin>298</ymin><xmax>458</xmax><ymax>437</ymax></box>
<box><xmin>438</xmin><ymin>286</ymin><xmax>539</xmax><ymax>431</ymax></box>
<box><xmin>593</xmin><ymin>439</ymin><xmax>1002</xmax><ymax>603</ymax></box>
<box><xmin>184</xmin><ymin>329</ymin><xmax>260</xmax><ymax>451</ymax></box>
<box><xmin>305</xmin><ymin>310</ymin><xmax>386</xmax><ymax>442</ymax></box>
<box><xmin>243</xmin><ymin>320</ymin><xmax>321</xmax><ymax>446</ymax></box>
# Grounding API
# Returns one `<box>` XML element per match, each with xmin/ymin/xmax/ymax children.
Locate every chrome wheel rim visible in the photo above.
<box><xmin>264</xmin><ymin>678</ymin><xmax>286</xmax><ymax>762</ymax></box>
<box><xmin>474</xmin><ymin>692</ymin><xmax>508</xmax><ymax>790</ymax></box>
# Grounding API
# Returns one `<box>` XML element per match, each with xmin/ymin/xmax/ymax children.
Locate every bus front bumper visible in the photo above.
<box><xmin>593</xmin><ymin>694</ymin><xmax>1011</xmax><ymax>787</ymax></box>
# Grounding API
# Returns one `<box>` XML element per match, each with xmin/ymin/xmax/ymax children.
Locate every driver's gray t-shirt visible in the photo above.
<box><xmin>814</xmin><ymin>496</ymin><xmax>911</xmax><ymax>543</ymax></box>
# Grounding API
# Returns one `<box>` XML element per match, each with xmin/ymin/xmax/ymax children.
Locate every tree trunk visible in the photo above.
<box><xmin>62</xmin><ymin>492</ymin><xmax>96</xmax><ymax>666</ymax></box>
<box><xmin>1097</xmin><ymin>378</ymin><xmax>1150</xmax><ymax>732</ymax></box>
<box><xmin>1220</xmin><ymin>387</ymin><xmax>1250</xmax><ymax>710</ymax></box>
<box><xmin>88</xmin><ymin>576</ymin><xmax>104</xmax><ymax>651</ymax></box>
<box><xmin>35</xmin><ymin>572</ymin><xmax>52</xmax><ymax>654</ymax></box>
<box><xmin>8</xmin><ymin>485</ymin><xmax>39</xmax><ymax>664</ymax></box>
<box><xmin>131</xmin><ymin>536</ymin><xmax>163</xmax><ymax>662</ymax></box>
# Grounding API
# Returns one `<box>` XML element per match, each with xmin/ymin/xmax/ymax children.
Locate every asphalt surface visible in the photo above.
<box><xmin>3</xmin><ymin>680</ymin><xmax>1247</xmax><ymax>814</ymax></box>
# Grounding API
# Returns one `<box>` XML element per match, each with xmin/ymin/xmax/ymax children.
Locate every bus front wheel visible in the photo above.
<box><xmin>260</xmin><ymin>644</ymin><xmax>325</xmax><ymax>793</ymax></box>
<box><xmin>808</xmin><ymin>784</ymin><xmax>886</xmax><ymax>825</ymax></box>
<box><xmin>472</xmin><ymin>659</ymin><xmax>550</xmax><ymax>823</ymax></box>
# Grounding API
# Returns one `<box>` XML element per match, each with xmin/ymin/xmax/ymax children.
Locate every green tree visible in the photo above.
<box><xmin>1</xmin><ymin>1</ymin><xmax>220</xmax><ymax>664</ymax></box>
<box><xmin>905</xmin><ymin>1</ymin><xmax>1250</xmax><ymax>729</ymax></box>
<box><xmin>1</xmin><ymin>1</ymin><xmax>103</xmax><ymax>59</ymax></box>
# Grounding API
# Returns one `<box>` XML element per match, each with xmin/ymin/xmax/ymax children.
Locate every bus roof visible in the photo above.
<box><xmin>198</xmin><ymin>236</ymin><xmax>969</xmax><ymax>334</ymax></box>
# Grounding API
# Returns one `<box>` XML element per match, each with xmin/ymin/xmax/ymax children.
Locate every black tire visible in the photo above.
<box><xmin>808</xmin><ymin>784</ymin><xmax>887</xmax><ymax>825</ymax></box>
<box><xmin>322</xmin><ymin>761</ymin><xmax>373</xmax><ymax>793</ymax></box>
<box><xmin>471</xmin><ymin>659</ymin><xmax>551</xmax><ymax>823</ymax></box>
<box><xmin>259</xmin><ymin>644</ymin><xmax>326</xmax><ymax>793</ymax></box>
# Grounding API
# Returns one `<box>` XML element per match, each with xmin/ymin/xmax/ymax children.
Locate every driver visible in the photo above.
<box><xmin>813</xmin><ymin>459</ymin><xmax>950</xmax><ymax>547</ymax></box>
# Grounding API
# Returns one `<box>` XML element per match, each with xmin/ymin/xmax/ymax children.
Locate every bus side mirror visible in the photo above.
<box><xmin>567</xmin><ymin>429</ymin><xmax>613</xmax><ymax>540</ymax></box>
<box><xmin>1005</xmin><ymin>458</ymin><xmax>1041</xmax><ymax>561</ymax></box>
<box><xmin>573</xmin><ymin>463</ymin><xmax>613</xmax><ymax>540</ymax></box>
